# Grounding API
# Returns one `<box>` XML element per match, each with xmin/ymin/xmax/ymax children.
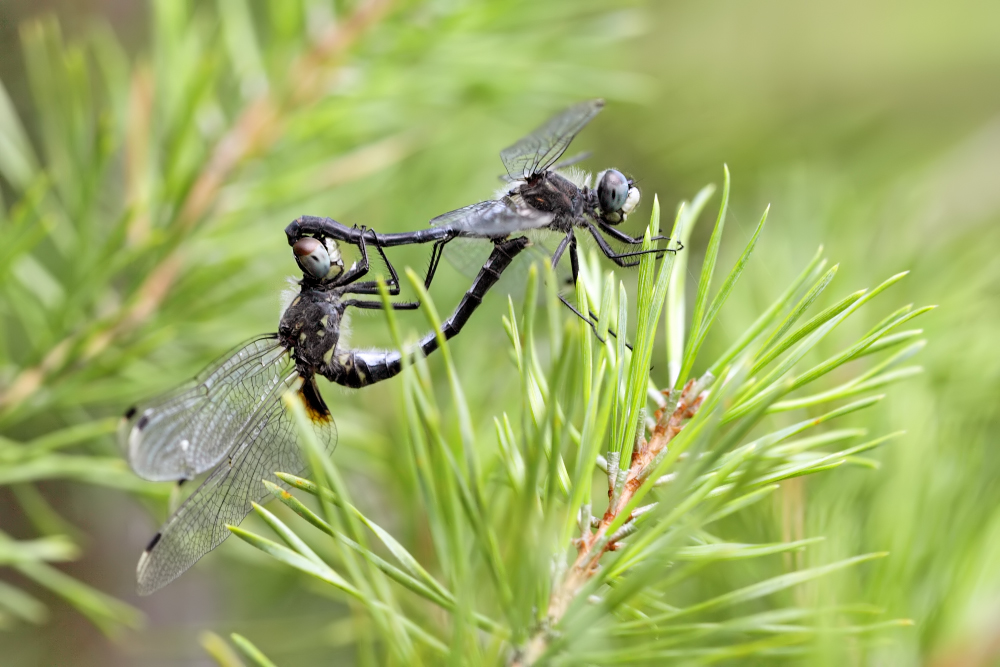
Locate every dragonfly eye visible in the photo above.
<box><xmin>293</xmin><ymin>237</ymin><xmax>332</xmax><ymax>280</ymax></box>
<box><xmin>597</xmin><ymin>169</ymin><xmax>629</xmax><ymax>216</ymax></box>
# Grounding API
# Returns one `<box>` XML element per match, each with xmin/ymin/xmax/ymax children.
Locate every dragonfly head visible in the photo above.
<box><xmin>596</xmin><ymin>169</ymin><xmax>640</xmax><ymax>225</ymax></box>
<box><xmin>293</xmin><ymin>237</ymin><xmax>345</xmax><ymax>282</ymax></box>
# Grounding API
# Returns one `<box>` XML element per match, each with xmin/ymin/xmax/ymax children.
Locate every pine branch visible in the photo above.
<box><xmin>235</xmin><ymin>173</ymin><xmax>926</xmax><ymax>663</ymax></box>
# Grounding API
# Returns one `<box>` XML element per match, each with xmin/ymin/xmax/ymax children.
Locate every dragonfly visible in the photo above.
<box><xmin>285</xmin><ymin>100</ymin><xmax>680</xmax><ymax>338</ymax></box>
<box><xmin>427</xmin><ymin>98</ymin><xmax>684</xmax><ymax>331</ymax></box>
<box><xmin>120</xmin><ymin>231</ymin><xmax>529</xmax><ymax>594</ymax></box>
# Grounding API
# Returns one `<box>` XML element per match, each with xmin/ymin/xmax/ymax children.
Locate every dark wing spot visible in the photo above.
<box><xmin>124</xmin><ymin>406</ymin><xmax>137</xmax><ymax>419</ymax></box>
<box><xmin>145</xmin><ymin>532</ymin><xmax>162</xmax><ymax>552</ymax></box>
<box><xmin>137</xmin><ymin>414</ymin><xmax>150</xmax><ymax>430</ymax></box>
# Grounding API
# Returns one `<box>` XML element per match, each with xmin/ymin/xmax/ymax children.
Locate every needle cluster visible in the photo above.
<box><xmin>230</xmin><ymin>169</ymin><xmax>928</xmax><ymax>665</ymax></box>
<box><xmin>0</xmin><ymin>0</ymin><xmax>637</xmax><ymax>649</ymax></box>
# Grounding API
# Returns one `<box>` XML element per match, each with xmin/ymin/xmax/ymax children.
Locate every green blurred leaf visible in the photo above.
<box><xmin>230</xmin><ymin>633</ymin><xmax>276</xmax><ymax>667</ymax></box>
<box><xmin>0</xmin><ymin>536</ymin><xmax>79</xmax><ymax>565</ymax></box>
<box><xmin>0</xmin><ymin>579</ymin><xmax>48</xmax><ymax>625</ymax></box>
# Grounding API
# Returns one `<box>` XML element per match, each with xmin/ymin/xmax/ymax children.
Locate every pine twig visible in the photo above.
<box><xmin>514</xmin><ymin>380</ymin><xmax>707</xmax><ymax>664</ymax></box>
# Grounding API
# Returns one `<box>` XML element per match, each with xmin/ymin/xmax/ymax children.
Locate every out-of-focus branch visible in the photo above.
<box><xmin>0</xmin><ymin>0</ymin><xmax>392</xmax><ymax>415</ymax></box>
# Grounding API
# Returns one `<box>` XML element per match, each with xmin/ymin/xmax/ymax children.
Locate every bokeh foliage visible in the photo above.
<box><xmin>0</xmin><ymin>0</ymin><xmax>998</xmax><ymax>664</ymax></box>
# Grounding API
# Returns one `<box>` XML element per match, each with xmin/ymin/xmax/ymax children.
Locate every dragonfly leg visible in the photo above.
<box><xmin>598</xmin><ymin>220</ymin><xmax>675</xmax><ymax>246</ymax></box>
<box><xmin>558</xmin><ymin>292</ymin><xmax>634</xmax><ymax>351</ymax></box>
<box><xmin>559</xmin><ymin>293</ymin><xmax>606</xmax><ymax>341</ymax></box>
<box><xmin>559</xmin><ymin>238</ymin><xmax>634</xmax><ymax>350</ymax></box>
<box><xmin>344</xmin><ymin>230</ymin><xmax>458</xmax><ymax>295</ymax></box>
<box><xmin>337</xmin><ymin>231</ymin><xmax>372</xmax><ymax>286</ymax></box>
<box><xmin>370</xmin><ymin>232</ymin><xmax>404</xmax><ymax>293</ymax></box>
<box><xmin>550</xmin><ymin>231</ymin><xmax>573</xmax><ymax>268</ymax></box>
<box><xmin>342</xmin><ymin>235</ymin><xmax>407</xmax><ymax>296</ymax></box>
<box><xmin>587</xmin><ymin>223</ymin><xmax>665</xmax><ymax>266</ymax></box>
<box><xmin>550</xmin><ymin>233</ymin><xmax>592</xmax><ymax>325</ymax></box>
<box><xmin>424</xmin><ymin>231</ymin><xmax>458</xmax><ymax>289</ymax></box>
<box><xmin>568</xmin><ymin>237</ymin><xmax>610</xmax><ymax>323</ymax></box>
<box><xmin>569</xmin><ymin>233</ymin><xmax>580</xmax><ymax>284</ymax></box>
<box><xmin>343</xmin><ymin>298</ymin><xmax>419</xmax><ymax>311</ymax></box>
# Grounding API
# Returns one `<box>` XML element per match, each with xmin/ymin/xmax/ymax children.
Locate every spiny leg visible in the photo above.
<box><xmin>370</xmin><ymin>234</ymin><xmax>405</xmax><ymax>292</ymax></box>
<box><xmin>346</xmin><ymin>231</ymin><xmax>457</xmax><ymax>296</ymax></box>
<box><xmin>555</xmin><ymin>234</ymin><xmax>633</xmax><ymax>350</ymax></box>
<box><xmin>550</xmin><ymin>232</ymin><xmax>599</xmax><ymax>331</ymax></box>
<box><xmin>586</xmin><ymin>223</ymin><xmax>666</xmax><ymax>267</ymax></box>
<box><xmin>341</xmin><ymin>232</ymin><xmax>420</xmax><ymax>308</ymax></box>
<box><xmin>342</xmin><ymin>236</ymin><xmax>407</xmax><ymax>296</ymax></box>
<box><xmin>550</xmin><ymin>231</ymin><xmax>573</xmax><ymax>268</ymax></box>
<box><xmin>338</xmin><ymin>230</ymin><xmax>372</xmax><ymax>286</ymax></box>
<box><xmin>342</xmin><ymin>299</ymin><xmax>419</xmax><ymax>311</ymax></box>
<box><xmin>598</xmin><ymin>220</ymin><xmax>675</xmax><ymax>246</ymax></box>
<box><xmin>568</xmin><ymin>235</ymin><xmax>613</xmax><ymax>327</ymax></box>
<box><xmin>424</xmin><ymin>233</ymin><xmax>457</xmax><ymax>289</ymax></box>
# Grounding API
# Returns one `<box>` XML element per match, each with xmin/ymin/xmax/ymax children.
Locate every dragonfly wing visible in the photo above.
<box><xmin>439</xmin><ymin>236</ymin><xmax>499</xmax><ymax>280</ymax></box>
<box><xmin>135</xmin><ymin>375</ymin><xmax>337</xmax><ymax>595</ymax></box>
<box><xmin>430</xmin><ymin>198</ymin><xmax>554</xmax><ymax>237</ymax></box>
<box><xmin>436</xmin><ymin>232</ymin><xmax>571</xmax><ymax>315</ymax></box>
<box><xmin>120</xmin><ymin>336</ymin><xmax>293</xmax><ymax>482</ymax></box>
<box><xmin>499</xmin><ymin>99</ymin><xmax>604</xmax><ymax>180</ymax></box>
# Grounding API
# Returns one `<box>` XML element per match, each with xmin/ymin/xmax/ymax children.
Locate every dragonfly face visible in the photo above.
<box><xmin>597</xmin><ymin>168</ymin><xmax>629</xmax><ymax>213</ymax></box>
<box><xmin>595</xmin><ymin>168</ymin><xmax>640</xmax><ymax>224</ymax></box>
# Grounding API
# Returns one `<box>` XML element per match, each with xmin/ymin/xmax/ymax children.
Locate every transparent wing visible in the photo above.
<box><xmin>120</xmin><ymin>336</ymin><xmax>292</xmax><ymax>482</ymax></box>
<box><xmin>135</xmin><ymin>376</ymin><xmax>337</xmax><ymax>595</ymax></box>
<box><xmin>430</xmin><ymin>198</ymin><xmax>554</xmax><ymax>237</ymax></box>
<box><xmin>499</xmin><ymin>99</ymin><xmax>604</xmax><ymax>180</ymax></box>
<box><xmin>437</xmin><ymin>233</ymin><xmax>571</xmax><ymax>306</ymax></box>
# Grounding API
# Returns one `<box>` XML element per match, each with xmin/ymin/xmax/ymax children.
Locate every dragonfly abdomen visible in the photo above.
<box><xmin>326</xmin><ymin>236</ymin><xmax>532</xmax><ymax>389</ymax></box>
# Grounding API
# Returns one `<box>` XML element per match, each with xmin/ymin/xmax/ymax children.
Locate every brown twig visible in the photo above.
<box><xmin>513</xmin><ymin>380</ymin><xmax>707</xmax><ymax>665</ymax></box>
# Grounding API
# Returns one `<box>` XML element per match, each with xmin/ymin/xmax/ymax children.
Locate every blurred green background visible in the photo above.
<box><xmin>0</xmin><ymin>0</ymin><xmax>998</xmax><ymax>664</ymax></box>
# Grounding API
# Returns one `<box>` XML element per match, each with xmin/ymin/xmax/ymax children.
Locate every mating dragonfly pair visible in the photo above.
<box><xmin>120</xmin><ymin>99</ymin><xmax>681</xmax><ymax>594</ymax></box>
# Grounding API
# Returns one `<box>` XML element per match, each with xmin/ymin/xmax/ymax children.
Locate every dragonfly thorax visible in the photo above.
<box><xmin>517</xmin><ymin>171</ymin><xmax>586</xmax><ymax>229</ymax></box>
<box><xmin>279</xmin><ymin>287</ymin><xmax>344</xmax><ymax>373</ymax></box>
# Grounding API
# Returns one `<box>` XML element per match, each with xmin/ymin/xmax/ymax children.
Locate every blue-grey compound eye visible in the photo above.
<box><xmin>293</xmin><ymin>237</ymin><xmax>332</xmax><ymax>280</ymax></box>
<box><xmin>597</xmin><ymin>169</ymin><xmax>629</xmax><ymax>213</ymax></box>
